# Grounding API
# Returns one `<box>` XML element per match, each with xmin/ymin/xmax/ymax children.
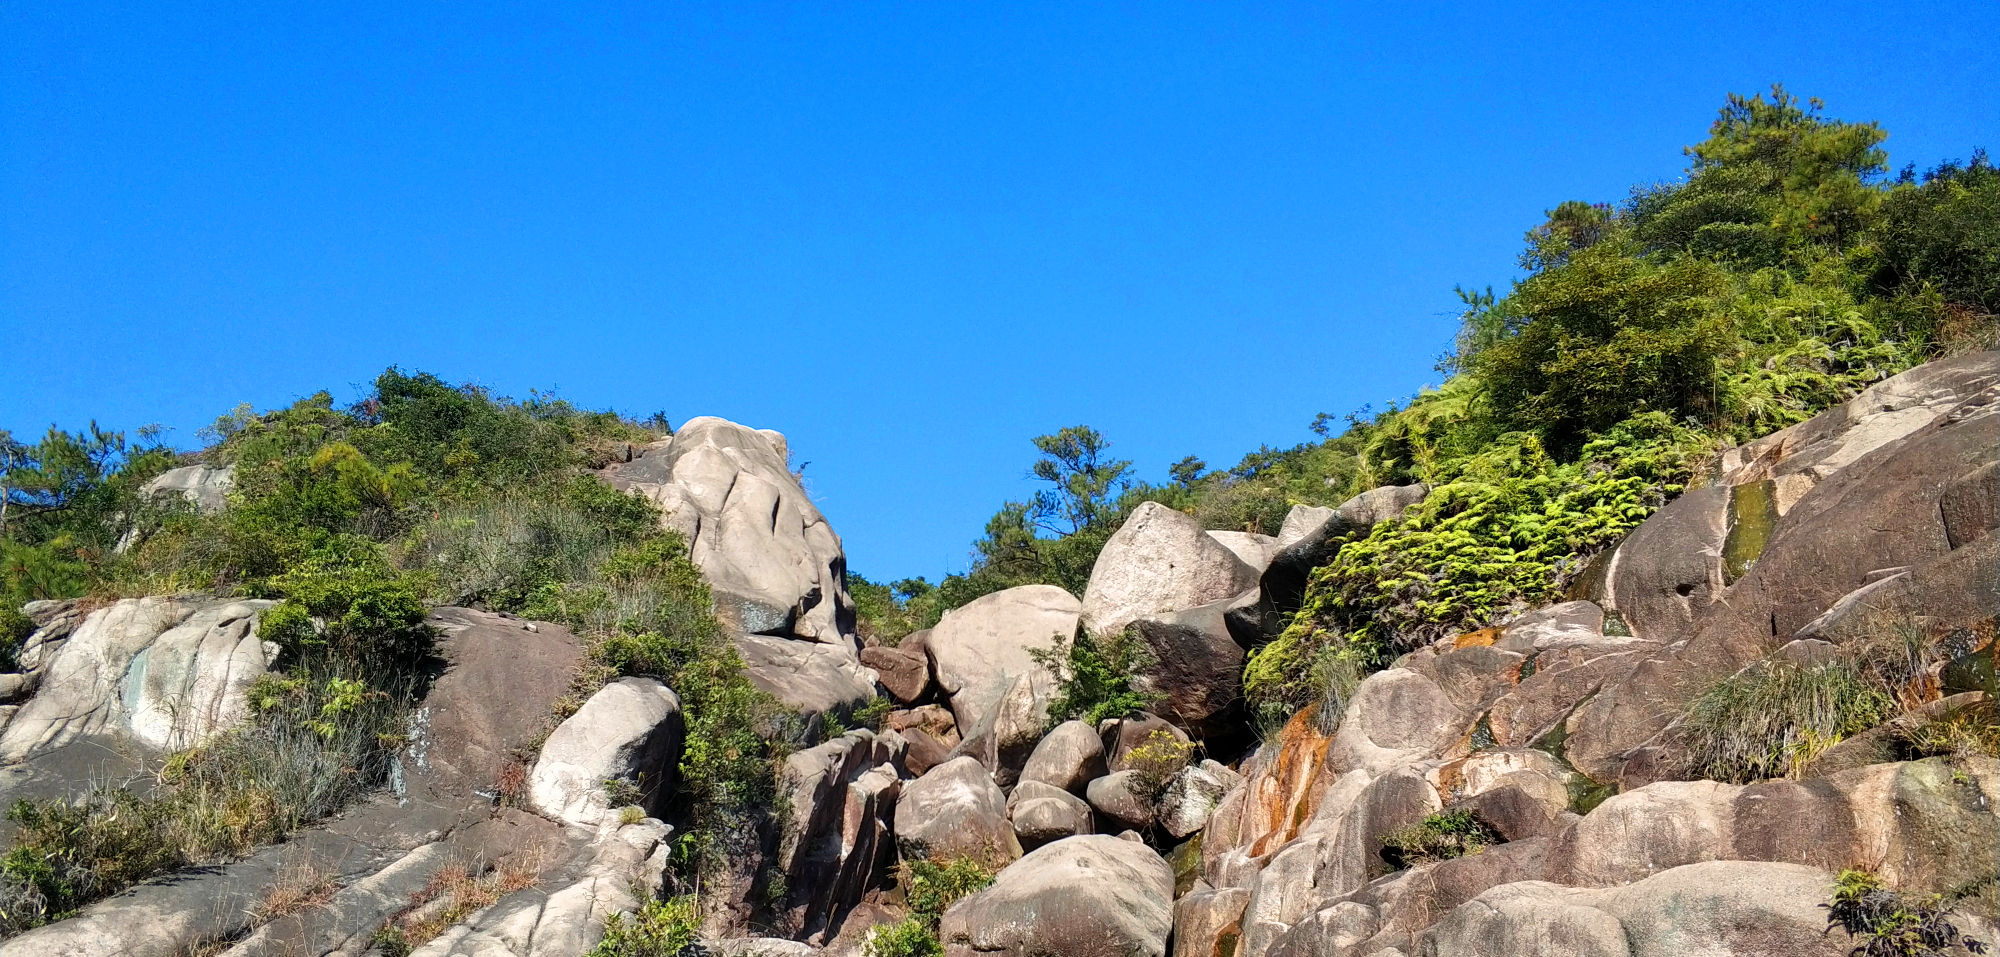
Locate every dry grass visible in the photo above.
<box><xmin>378</xmin><ymin>851</ymin><xmax>548</xmax><ymax>953</ymax></box>
<box><xmin>255</xmin><ymin>859</ymin><xmax>339</xmax><ymax>921</ymax></box>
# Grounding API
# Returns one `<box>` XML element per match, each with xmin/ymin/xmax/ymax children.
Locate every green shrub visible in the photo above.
<box><xmin>1032</xmin><ymin>630</ymin><xmax>1160</xmax><ymax>729</ymax></box>
<box><xmin>1681</xmin><ymin>658</ymin><xmax>1893</xmax><ymax>783</ymax></box>
<box><xmin>253</xmin><ymin>547</ymin><xmax>432</xmax><ymax>669</ymax></box>
<box><xmin>588</xmin><ymin>895</ymin><xmax>702</xmax><ymax>957</ymax></box>
<box><xmin>901</xmin><ymin>856</ymin><xmax>992</xmax><ymax>926</ymax></box>
<box><xmin>1824</xmin><ymin>868</ymin><xmax>1987</xmax><ymax>957</ymax></box>
<box><xmin>1379</xmin><ymin>809</ymin><xmax>1501</xmax><ymax>870</ymax></box>
<box><xmin>863</xmin><ymin>918</ymin><xmax>942</xmax><ymax>957</ymax></box>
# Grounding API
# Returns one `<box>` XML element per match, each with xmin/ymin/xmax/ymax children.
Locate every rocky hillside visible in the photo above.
<box><xmin>0</xmin><ymin>351</ymin><xmax>1992</xmax><ymax>957</ymax></box>
<box><xmin>0</xmin><ymin>90</ymin><xmax>1994</xmax><ymax>957</ymax></box>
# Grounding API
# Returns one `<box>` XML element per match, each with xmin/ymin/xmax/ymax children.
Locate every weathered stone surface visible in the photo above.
<box><xmin>939</xmin><ymin>834</ymin><xmax>1173</xmax><ymax>957</ymax></box>
<box><xmin>1208</xmin><ymin>531</ymin><xmax>1281</xmax><ymax>573</ymax></box>
<box><xmin>1081</xmin><ymin>502</ymin><xmax>1261</xmax><ymax>637</ymax></box>
<box><xmin>405</xmin><ymin>608</ymin><xmax>584</xmax><ymax>810</ymax></box>
<box><xmin>860</xmin><ymin>643</ymin><xmax>931</xmax><ymax>704</ymax></box>
<box><xmin>1158</xmin><ymin>760</ymin><xmax>1236</xmax><ymax>839</ymax></box>
<box><xmin>1129</xmin><ymin>599</ymin><xmax>1249</xmax><ymax>740</ymax></box>
<box><xmin>1570</xmin><ymin>354</ymin><xmax>1999</xmax><ymax>784</ymax></box>
<box><xmin>1325</xmin><ymin>669</ymin><xmax>1464</xmax><ymax>776</ymax></box>
<box><xmin>886</xmin><ymin>704</ymin><xmax>959</xmax><ymax>777</ymax></box>
<box><xmin>927</xmin><ymin>585</ymin><xmax>1078</xmax><ymax>741</ymax></box>
<box><xmin>1173</xmin><ymin>886</ymin><xmax>1251</xmax><ymax>957</ymax></box>
<box><xmin>1018</xmin><ymin>719</ymin><xmax>1107</xmax><ymax>795</ymax></box>
<box><xmin>600</xmin><ymin>417</ymin><xmax>853</xmax><ymax>642</ymax></box>
<box><xmin>733</xmin><ymin>632</ymin><xmax>878</xmax><ymax>720</ymax></box>
<box><xmin>0</xmin><ymin>597</ymin><xmax>275</xmax><ymax>763</ymax></box>
<box><xmin>775</xmin><ymin>729</ymin><xmax>905</xmax><ymax>939</ymax></box>
<box><xmin>949</xmin><ymin>670</ymin><xmax>1057</xmax><ymax>785</ymax></box>
<box><xmin>896</xmin><ymin>756</ymin><xmax>1020</xmax><ymax>865</ymax></box>
<box><xmin>140</xmin><ymin>463</ymin><xmax>235</xmax><ymax>513</ymax></box>
<box><xmin>1008</xmin><ymin>779</ymin><xmax>1094</xmax><ymax>849</ymax></box>
<box><xmin>1087</xmin><ymin>769</ymin><xmax>1158</xmax><ymax>831</ymax></box>
<box><xmin>412</xmin><ymin>819</ymin><xmax>673</xmax><ymax>957</ymax></box>
<box><xmin>528</xmin><ymin>678</ymin><xmax>682</xmax><ymax>828</ymax></box>
<box><xmin>1420</xmin><ymin>861</ymin><xmax>1853</xmax><ymax>957</ymax></box>
<box><xmin>1494</xmin><ymin>601</ymin><xmax>1608</xmax><ymax>652</ymax></box>
<box><xmin>1275</xmin><ymin>505</ymin><xmax>1335</xmax><ymax>551</ymax></box>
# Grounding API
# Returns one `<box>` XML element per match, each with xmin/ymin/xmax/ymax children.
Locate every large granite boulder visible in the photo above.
<box><xmin>1419</xmin><ymin>861</ymin><xmax>1853</xmax><ymax>957</ymax></box>
<box><xmin>0</xmin><ymin>597</ymin><xmax>276</xmax><ymax>763</ymax></box>
<box><xmin>1567</xmin><ymin>351</ymin><xmax>2000</xmax><ymax>785</ymax></box>
<box><xmin>1081</xmin><ymin>502</ymin><xmax>1261</xmax><ymax>637</ymax></box>
<box><xmin>402</xmin><ymin>608</ymin><xmax>585</xmax><ymax>812</ymax></box>
<box><xmin>528</xmin><ymin>678</ymin><xmax>682</xmax><ymax>828</ymax></box>
<box><xmin>926</xmin><ymin>585</ymin><xmax>1078</xmax><ymax>746</ymax></box>
<box><xmin>860</xmin><ymin>643</ymin><xmax>931</xmax><ymax>703</ymax></box>
<box><xmin>1208</xmin><ymin>531</ymin><xmax>1281</xmax><ymax>573</ymax></box>
<box><xmin>895</xmin><ymin>756</ymin><xmax>1020</xmax><ymax>865</ymax></box>
<box><xmin>732</xmin><ymin>632</ymin><xmax>877</xmax><ymax>721</ymax></box>
<box><xmin>1128</xmin><ymin>595</ymin><xmax>1252</xmax><ymax>740</ymax></box>
<box><xmin>600</xmin><ymin>417</ymin><xmax>852</xmax><ymax>643</ymax></box>
<box><xmin>1018</xmin><ymin>719</ymin><xmax>1108</xmax><ymax>795</ymax></box>
<box><xmin>1007</xmin><ymin>779</ymin><xmax>1094</xmax><ymax>850</ymax></box>
<box><xmin>939</xmin><ymin>834</ymin><xmax>1174</xmax><ymax>957</ymax></box>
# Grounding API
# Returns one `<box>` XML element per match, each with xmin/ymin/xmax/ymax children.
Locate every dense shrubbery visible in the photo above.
<box><xmin>859</xmin><ymin>87</ymin><xmax>1995</xmax><ymax>726</ymax></box>
<box><xmin>0</xmin><ymin>368</ymin><xmax>786</xmax><ymax>931</ymax></box>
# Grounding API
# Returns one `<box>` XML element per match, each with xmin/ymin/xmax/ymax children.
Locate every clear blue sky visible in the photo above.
<box><xmin>4</xmin><ymin>2</ymin><xmax>1995</xmax><ymax>582</ymax></box>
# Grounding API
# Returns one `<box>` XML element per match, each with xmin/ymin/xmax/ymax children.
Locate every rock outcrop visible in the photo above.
<box><xmin>939</xmin><ymin>835</ymin><xmax>1175</xmax><ymax>957</ymax></box>
<box><xmin>601</xmin><ymin>417</ymin><xmax>853</xmax><ymax>643</ymax></box>
<box><xmin>925</xmin><ymin>585</ymin><xmax>1078</xmax><ymax>772</ymax></box>
<box><xmin>527</xmin><ymin>677</ymin><xmax>682</xmax><ymax>828</ymax></box>
<box><xmin>1081</xmin><ymin>502</ymin><xmax>1261</xmax><ymax>637</ymax></box>
<box><xmin>0</xmin><ymin>597</ymin><xmax>275</xmax><ymax>764</ymax></box>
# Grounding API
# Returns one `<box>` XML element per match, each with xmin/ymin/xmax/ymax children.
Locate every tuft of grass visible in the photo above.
<box><xmin>1895</xmin><ymin>698</ymin><xmax>2000</xmax><ymax>761</ymax></box>
<box><xmin>1379</xmin><ymin>808</ymin><xmax>1501</xmax><ymax>870</ymax></box>
<box><xmin>864</xmin><ymin>857</ymin><xmax>994</xmax><ymax>957</ymax></box>
<box><xmin>255</xmin><ymin>860</ymin><xmax>339</xmax><ymax>921</ymax></box>
<box><xmin>1681</xmin><ymin>658</ymin><xmax>1893</xmax><ymax>783</ymax></box>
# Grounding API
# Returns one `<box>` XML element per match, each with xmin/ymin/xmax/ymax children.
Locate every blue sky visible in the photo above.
<box><xmin>4</xmin><ymin>2</ymin><xmax>1995</xmax><ymax>581</ymax></box>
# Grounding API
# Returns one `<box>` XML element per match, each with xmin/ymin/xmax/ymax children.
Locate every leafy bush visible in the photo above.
<box><xmin>252</xmin><ymin>547</ymin><xmax>433</xmax><ymax>669</ymax></box>
<box><xmin>1824</xmin><ymin>869</ymin><xmax>1988</xmax><ymax>957</ymax></box>
<box><xmin>1247</xmin><ymin>415</ymin><xmax>1707</xmax><ymax>716</ymax></box>
<box><xmin>863</xmin><ymin>855</ymin><xmax>995</xmax><ymax>954</ymax></box>
<box><xmin>588</xmin><ymin>895</ymin><xmax>702</xmax><ymax>957</ymax></box>
<box><xmin>1681</xmin><ymin>658</ymin><xmax>1893</xmax><ymax>783</ymax></box>
<box><xmin>863</xmin><ymin>918</ymin><xmax>942</xmax><ymax>957</ymax></box>
<box><xmin>1379</xmin><ymin>809</ymin><xmax>1501</xmax><ymax>870</ymax></box>
<box><xmin>1123</xmin><ymin>730</ymin><xmax>1194</xmax><ymax>799</ymax></box>
<box><xmin>1032</xmin><ymin>630</ymin><xmax>1160</xmax><ymax>729</ymax></box>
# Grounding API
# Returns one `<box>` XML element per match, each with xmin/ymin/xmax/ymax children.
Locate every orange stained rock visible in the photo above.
<box><xmin>1453</xmin><ymin>627</ymin><xmax>1502</xmax><ymax>649</ymax></box>
<box><xmin>1243</xmin><ymin>703</ymin><xmax>1335</xmax><ymax>858</ymax></box>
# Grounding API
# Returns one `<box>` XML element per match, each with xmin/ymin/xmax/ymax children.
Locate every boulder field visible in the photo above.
<box><xmin>1</xmin><ymin>352</ymin><xmax>1994</xmax><ymax>956</ymax></box>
